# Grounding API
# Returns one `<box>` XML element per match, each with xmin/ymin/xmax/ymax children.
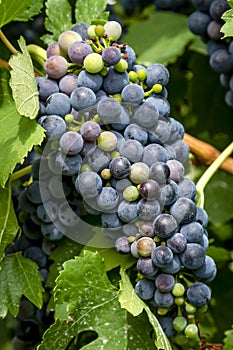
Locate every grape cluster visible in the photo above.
<box><xmin>188</xmin><ymin>0</ymin><xmax>233</xmax><ymax>108</ymax></box>
<box><xmin>119</xmin><ymin>0</ymin><xmax>190</xmax><ymax>14</ymax></box>
<box><xmin>9</xmin><ymin>18</ymin><xmax>217</xmax><ymax>348</ymax></box>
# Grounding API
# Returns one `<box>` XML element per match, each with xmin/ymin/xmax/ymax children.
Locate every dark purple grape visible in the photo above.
<box><xmin>139</xmin><ymin>179</ymin><xmax>161</xmax><ymax>201</ymax></box>
<box><xmin>135</xmin><ymin>278</ymin><xmax>156</xmax><ymax>300</ymax></box>
<box><xmin>115</xmin><ymin>236</ymin><xmax>131</xmax><ymax>254</ymax></box>
<box><xmin>153</xmin><ymin>214</ymin><xmax>178</xmax><ymax>239</ymax></box>
<box><xmin>180</xmin><ymin>243</ymin><xmax>206</xmax><ymax>269</ymax></box>
<box><xmin>80</xmin><ymin>121</ymin><xmax>101</xmax><ymax>141</ymax></box>
<box><xmin>155</xmin><ymin>273</ymin><xmax>175</xmax><ymax>293</ymax></box>
<box><xmin>151</xmin><ymin>246</ymin><xmax>173</xmax><ymax>268</ymax></box>
<box><xmin>186</xmin><ymin>282</ymin><xmax>211</xmax><ymax>307</ymax></box>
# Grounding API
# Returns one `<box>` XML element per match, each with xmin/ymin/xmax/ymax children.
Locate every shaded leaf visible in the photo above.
<box><xmin>119</xmin><ymin>268</ymin><xmax>172</xmax><ymax>350</ymax></box>
<box><xmin>42</xmin><ymin>0</ymin><xmax>73</xmax><ymax>45</ymax></box>
<box><xmin>0</xmin><ymin>183</ymin><xmax>19</xmax><ymax>262</ymax></box>
<box><xmin>75</xmin><ymin>0</ymin><xmax>109</xmax><ymax>24</ymax></box>
<box><xmin>206</xmin><ymin>246</ymin><xmax>231</xmax><ymax>264</ymax></box>
<box><xmin>0</xmin><ymin>67</ymin><xmax>44</xmax><ymax>187</ymax></box>
<box><xmin>9</xmin><ymin>37</ymin><xmax>39</xmax><ymax>119</ymax></box>
<box><xmin>124</xmin><ymin>12</ymin><xmax>194</xmax><ymax>66</ymax></box>
<box><xmin>0</xmin><ymin>0</ymin><xmax>42</xmax><ymax>27</ymax></box>
<box><xmin>0</xmin><ymin>253</ymin><xmax>43</xmax><ymax>318</ymax></box>
<box><xmin>204</xmin><ymin>171</ymin><xmax>233</xmax><ymax>225</ymax></box>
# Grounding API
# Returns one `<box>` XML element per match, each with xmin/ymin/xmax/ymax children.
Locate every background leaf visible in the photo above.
<box><xmin>0</xmin><ymin>253</ymin><xmax>43</xmax><ymax>318</ymax></box>
<box><xmin>75</xmin><ymin>0</ymin><xmax>108</xmax><ymax>24</ymax></box>
<box><xmin>0</xmin><ymin>0</ymin><xmax>43</xmax><ymax>27</ymax></box>
<box><xmin>9</xmin><ymin>37</ymin><xmax>39</xmax><ymax>119</ymax></box>
<box><xmin>14</xmin><ymin>0</ymin><xmax>44</xmax><ymax>21</ymax></box>
<box><xmin>124</xmin><ymin>12</ymin><xmax>194</xmax><ymax>66</ymax></box>
<box><xmin>0</xmin><ymin>67</ymin><xmax>44</xmax><ymax>187</ymax></box>
<box><xmin>42</xmin><ymin>0</ymin><xmax>73</xmax><ymax>45</ymax></box>
<box><xmin>119</xmin><ymin>269</ymin><xmax>172</xmax><ymax>350</ymax></box>
<box><xmin>0</xmin><ymin>183</ymin><xmax>19</xmax><ymax>262</ymax></box>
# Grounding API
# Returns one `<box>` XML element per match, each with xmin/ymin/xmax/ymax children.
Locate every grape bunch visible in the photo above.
<box><xmin>119</xmin><ymin>0</ymin><xmax>190</xmax><ymax>15</ymax></box>
<box><xmin>188</xmin><ymin>0</ymin><xmax>233</xmax><ymax>108</ymax></box>
<box><xmin>9</xmin><ymin>18</ymin><xmax>217</xmax><ymax>348</ymax></box>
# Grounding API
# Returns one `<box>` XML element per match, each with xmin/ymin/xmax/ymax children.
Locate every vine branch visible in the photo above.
<box><xmin>0</xmin><ymin>29</ymin><xmax>18</xmax><ymax>54</ymax></box>
<box><xmin>184</xmin><ymin>133</ymin><xmax>233</xmax><ymax>175</ymax></box>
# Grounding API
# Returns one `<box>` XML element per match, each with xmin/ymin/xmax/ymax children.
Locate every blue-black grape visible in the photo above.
<box><xmin>149</xmin><ymin>162</ymin><xmax>170</xmax><ymax>185</ymax></box>
<box><xmin>135</xmin><ymin>278</ymin><xmax>156</xmax><ymax>301</ymax></box>
<box><xmin>119</xmin><ymin>139</ymin><xmax>143</xmax><ymax>162</ymax></box>
<box><xmin>70</xmin><ymin>87</ymin><xmax>96</xmax><ymax>111</ymax></box>
<box><xmin>117</xmin><ymin>200</ymin><xmax>139</xmax><ymax>223</ymax></box>
<box><xmin>180</xmin><ymin>222</ymin><xmax>204</xmax><ymax>243</ymax></box>
<box><xmin>151</xmin><ymin>245</ymin><xmax>173</xmax><ymax>268</ymax></box>
<box><xmin>77</xmin><ymin>70</ymin><xmax>103</xmax><ymax>92</ymax></box>
<box><xmin>137</xmin><ymin>199</ymin><xmax>161</xmax><ymax>221</ymax></box>
<box><xmin>154</xmin><ymin>289</ymin><xmax>174</xmax><ymax>308</ymax></box>
<box><xmin>167</xmin><ymin>233</ymin><xmax>187</xmax><ymax>254</ymax></box>
<box><xmin>115</xmin><ymin>236</ymin><xmax>131</xmax><ymax>254</ymax></box>
<box><xmin>102</xmin><ymin>46</ymin><xmax>121</xmax><ymax>66</ymax></box>
<box><xmin>103</xmin><ymin>67</ymin><xmax>129</xmax><ymax>94</ymax></box>
<box><xmin>40</xmin><ymin>115</ymin><xmax>66</xmax><ymax>140</ymax></box>
<box><xmin>36</xmin><ymin>77</ymin><xmax>59</xmax><ymax>101</ymax></box>
<box><xmin>80</xmin><ymin>121</ymin><xmax>101</xmax><ymax>141</ymax></box>
<box><xmin>97</xmin><ymin>187</ymin><xmax>119</xmax><ymax>210</ymax></box>
<box><xmin>55</xmin><ymin>151</ymin><xmax>82</xmax><ymax>176</ymax></box>
<box><xmin>193</xmin><ymin>255</ymin><xmax>216</xmax><ymax>280</ymax></box>
<box><xmin>124</xmin><ymin>123</ymin><xmax>148</xmax><ymax>145</ymax></box>
<box><xmin>136</xmin><ymin>258</ymin><xmax>158</xmax><ymax>278</ymax></box>
<box><xmin>121</xmin><ymin>83</ymin><xmax>145</xmax><ymax>104</ymax></box>
<box><xmin>186</xmin><ymin>282</ymin><xmax>211</xmax><ymax>307</ymax></box>
<box><xmin>46</xmin><ymin>92</ymin><xmax>71</xmax><ymax>117</ymax></box>
<box><xmin>24</xmin><ymin>246</ymin><xmax>47</xmax><ymax>268</ymax></box>
<box><xmin>144</xmin><ymin>96</ymin><xmax>170</xmax><ymax>118</ymax></box>
<box><xmin>59</xmin><ymin>131</ymin><xmax>84</xmax><ymax>155</ymax></box>
<box><xmin>170</xmin><ymin>197</ymin><xmax>197</xmax><ymax>224</ymax></box>
<box><xmin>101</xmin><ymin>212</ymin><xmax>122</xmax><ymax>229</ymax></box>
<box><xmin>139</xmin><ymin>179</ymin><xmax>161</xmax><ymax>201</ymax></box>
<box><xmin>180</xmin><ymin>243</ymin><xmax>206</xmax><ymax>269</ymax></box>
<box><xmin>146</xmin><ymin>63</ymin><xmax>170</xmax><ymax>87</ymax></box>
<box><xmin>75</xmin><ymin>171</ymin><xmax>102</xmax><ymax>199</ymax></box>
<box><xmin>155</xmin><ymin>273</ymin><xmax>175</xmax><ymax>293</ymax></box>
<box><xmin>133</xmin><ymin>103</ymin><xmax>159</xmax><ymax>128</ymax></box>
<box><xmin>188</xmin><ymin>11</ymin><xmax>211</xmax><ymax>35</ymax></box>
<box><xmin>58</xmin><ymin>74</ymin><xmax>78</xmax><ymax>96</ymax></box>
<box><xmin>97</xmin><ymin>97</ymin><xmax>122</xmax><ymax>123</ymax></box>
<box><xmin>143</xmin><ymin>143</ymin><xmax>168</xmax><ymax>166</ymax></box>
<box><xmin>109</xmin><ymin>156</ymin><xmax>131</xmax><ymax>179</ymax></box>
<box><xmin>41</xmin><ymin>223</ymin><xmax>64</xmax><ymax>241</ymax></box>
<box><xmin>68</xmin><ymin>40</ymin><xmax>93</xmax><ymax>64</ymax></box>
<box><xmin>153</xmin><ymin>214</ymin><xmax>178</xmax><ymax>239</ymax></box>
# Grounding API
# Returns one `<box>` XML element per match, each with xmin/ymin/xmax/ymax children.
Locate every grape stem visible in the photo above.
<box><xmin>9</xmin><ymin>165</ymin><xmax>32</xmax><ymax>183</ymax></box>
<box><xmin>196</xmin><ymin>141</ymin><xmax>233</xmax><ymax>208</ymax></box>
<box><xmin>0</xmin><ymin>58</ymin><xmax>11</xmax><ymax>70</ymax></box>
<box><xmin>0</xmin><ymin>29</ymin><xmax>17</xmax><ymax>54</ymax></box>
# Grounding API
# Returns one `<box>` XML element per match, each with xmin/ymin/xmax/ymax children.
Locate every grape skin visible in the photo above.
<box><xmin>59</xmin><ymin>131</ymin><xmax>84</xmax><ymax>155</ymax></box>
<box><xmin>44</xmin><ymin>55</ymin><xmax>68</xmax><ymax>79</ymax></box>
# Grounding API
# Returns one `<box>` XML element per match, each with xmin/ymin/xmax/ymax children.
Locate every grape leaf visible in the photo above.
<box><xmin>204</xmin><ymin>171</ymin><xmax>233</xmax><ymax>225</ymax></box>
<box><xmin>206</xmin><ymin>246</ymin><xmax>231</xmax><ymax>264</ymax></box>
<box><xmin>223</xmin><ymin>326</ymin><xmax>233</xmax><ymax>350</ymax></box>
<box><xmin>0</xmin><ymin>253</ymin><xmax>43</xmax><ymax>318</ymax></box>
<box><xmin>0</xmin><ymin>67</ymin><xmax>44</xmax><ymax>187</ymax></box>
<box><xmin>38</xmin><ymin>250</ymin><xmax>128</xmax><ymax>350</ymax></box>
<box><xmin>0</xmin><ymin>183</ymin><xmax>19</xmax><ymax>262</ymax></box>
<box><xmin>119</xmin><ymin>268</ymin><xmax>172</xmax><ymax>350</ymax></box>
<box><xmin>14</xmin><ymin>0</ymin><xmax>44</xmax><ymax>21</ymax></box>
<box><xmin>75</xmin><ymin>0</ymin><xmax>109</xmax><ymax>24</ymax></box>
<box><xmin>42</xmin><ymin>0</ymin><xmax>73</xmax><ymax>45</ymax></box>
<box><xmin>221</xmin><ymin>9</ymin><xmax>233</xmax><ymax>38</ymax></box>
<box><xmin>0</xmin><ymin>0</ymin><xmax>43</xmax><ymax>27</ymax></box>
<box><xmin>124</xmin><ymin>12</ymin><xmax>194</xmax><ymax>66</ymax></box>
<box><xmin>9</xmin><ymin>37</ymin><xmax>39</xmax><ymax>119</ymax></box>
<box><xmin>46</xmin><ymin>237</ymin><xmax>83</xmax><ymax>289</ymax></box>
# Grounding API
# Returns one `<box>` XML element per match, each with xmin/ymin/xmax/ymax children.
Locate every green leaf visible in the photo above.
<box><xmin>206</xmin><ymin>246</ymin><xmax>231</xmax><ymax>264</ymax></box>
<box><xmin>127</xmin><ymin>311</ymin><xmax>156</xmax><ymax>349</ymax></box>
<box><xmin>223</xmin><ymin>326</ymin><xmax>233</xmax><ymax>350</ymax></box>
<box><xmin>9</xmin><ymin>37</ymin><xmax>39</xmax><ymax>119</ymax></box>
<box><xmin>119</xmin><ymin>268</ymin><xmax>172</xmax><ymax>350</ymax></box>
<box><xmin>123</xmin><ymin>12</ymin><xmax>195</xmax><ymax>66</ymax></box>
<box><xmin>204</xmin><ymin>171</ymin><xmax>233</xmax><ymax>225</ymax></box>
<box><xmin>46</xmin><ymin>237</ymin><xmax>83</xmax><ymax>289</ymax></box>
<box><xmin>221</xmin><ymin>9</ymin><xmax>233</xmax><ymax>38</ymax></box>
<box><xmin>0</xmin><ymin>0</ymin><xmax>42</xmax><ymax>27</ymax></box>
<box><xmin>38</xmin><ymin>250</ymin><xmax>128</xmax><ymax>350</ymax></box>
<box><xmin>42</xmin><ymin>0</ymin><xmax>73</xmax><ymax>45</ymax></box>
<box><xmin>0</xmin><ymin>253</ymin><xmax>43</xmax><ymax>318</ymax></box>
<box><xmin>0</xmin><ymin>183</ymin><xmax>19</xmax><ymax>262</ymax></box>
<box><xmin>75</xmin><ymin>0</ymin><xmax>109</xmax><ymax>24</ymax></box>
<box><xmin>0</xmin><ymin>67</ymin><xmax>44</xmax><ymax>187</ymax></box>
<box><xmin>15</xmin><ymin>0</ymin><xmax>44</xmax><ymax>21</ymax></box>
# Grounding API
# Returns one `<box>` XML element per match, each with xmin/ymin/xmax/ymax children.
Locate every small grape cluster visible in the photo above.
<box><xmin>10</xmin><ymin>19</ymin><xmax>217</xmax><ymax>348</ymax></box>
<box><xmin>188</xmin><ymin>0</ymin><xmax>233</xmax><ymax>108</ymax></box>
<box><xmin>119</xmin><ymin>0</ymin><xmax>190</xmax><ymax>15</ymax></box>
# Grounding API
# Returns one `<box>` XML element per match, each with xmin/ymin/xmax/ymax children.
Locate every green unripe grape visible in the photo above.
<box><xmin>95</xmin><ymin>24</ymin><xmax>105</xmax><ymax>36</ymax></box>
<box><xmin>157</xmin><ymin>307</ymin><xmax>168</xmax><ymax>316</ymax></box>
<box><xmin>172</xmin><ymin>283</ymin><xmax>185</xmax><ymax>297</ymax></box>
<box><xmin>98</xmin><ymin>131</ymin><xmax>117</xmax><ymax>151</ymax></box>
<box><xmin>137</xmin><ymin>69</ymin><xmax>147</xmax><ymax>81</ymax></box>
<box><xmin>123</xmin><ymin>185</ymin><xmax>139</xmax><ymax>202</ymax></box>
<box><xmin>173</xmin><ymin>316</ymin><xmax>187</xmax><ymax>333</ymax></box>
<box><xmin>111</xmin><ymin>151</ymin><xmax>120</xmax><ymax>158</ymax></box>
<box><xmin>153</xmin><ymin>84</ymin><xmax>163</xmax><ymax>94</ymax></box>
<box><xmin>84</xmin><ymin>53</ymin><xmax>104</xmax><ymax>74</ymax></box>
<box><xmin>128</xmin><ymin>71</ymin><xmax>138</xmax><ymax>82</ymax></box>
<box><xmin>87</xmin><ymin>25</ymin><xmax>97</xmax><ymax>38</ymax></box>
<box><xmin>112</xmin><ymin>93</ymin><xmax>122</xmax><ymax>102</ymax></box>
<box><xmin>104</xmin><ymin>21</ymin><xmax>122</xmax><ymax>40</ymax></box>
<box><xmin>175</xmin><ymin>297</ymin><xmax>184</xmax><ymax>306</ymax></box>
<box><xmin>65</xmin><ymin>114</ymin><xmax>74</xmax><ymax>123</ymax></box>
<box><xmin>129</xmin><ymin>162</ymin><xmax>149</xmax><ymax>184</ymax></box>
<box><xmin>184</xmin><ymin>324</ymin><xmax>199</xmax><ymax>339</ymax></box>
<box><xmin>81</xmin><ymin>164</ymin><xmax>93</xmax><ymax>172</ymax></box>
<box><xmin>114</xmin><ymin>59</ymin><xmax>128</xmax><ymax>72</ymax></box>
<box><xmin>136</xmin><ymin>237</ymin><xmax>156</xmax><ymax>257</ymax></box>
<box><xmin>101</xmin><ymin>169</ymin><xmax>111</xmax><ymax>180</ymax></box>
<box><xmin>100</xmin><ymin>66</ymin><xmax>108</xmax><ymax>76</ymax></box>
<box><xmin>58</xmin><ymin>30</ymin><xmax>82</xmax><ymax>54</ymax></box>
<box><xmin>174</xmin><ymin>334</ymin><xmax>187</xmax><ymax>346</ymax></box>
<box><xmin>185</xmin><ymin>303</ymin><xmax>197</xmax><ymax>314</ymax></box>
